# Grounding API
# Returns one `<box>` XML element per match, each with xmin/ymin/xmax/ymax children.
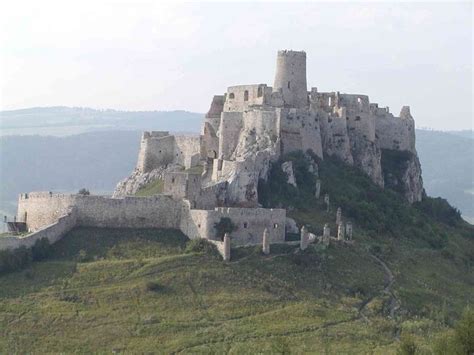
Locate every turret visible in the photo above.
<box><xmin>273</xmin><ymin>50</ymin><xmax>308</xmax><ymax>108</ymax></box>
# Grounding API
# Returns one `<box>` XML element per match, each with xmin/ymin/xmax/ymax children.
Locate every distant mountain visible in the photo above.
<box><xmin>446</xmin><ymin>130</ymin><xmax>474</xmax><ymax>140</ymax></box>
<box><xmin>0</xmin><ymin>107</ymin><xmax>203</xmax><ymax>136</ymax></box>
<box><xmin>416</xmin><ymin>129</ymin><xmax>473</xmax><ymax>222</ymax></box>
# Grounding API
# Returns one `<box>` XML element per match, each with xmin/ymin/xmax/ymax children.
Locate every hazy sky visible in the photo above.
<box><xmin>0</xmin><ymin>1</ymin><xmax>472</xmax><ymax>130</ymax></box>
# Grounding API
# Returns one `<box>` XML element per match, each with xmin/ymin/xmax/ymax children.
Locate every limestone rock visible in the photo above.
<box><xmin>281</xmin><ymin>161</ymin><xmax>297</xmax><ymax>187</ymax></box>
<box><xmin>401</xmin><ymin>153</ymin><xmax>424</xmax><ymax>203</ymax></box>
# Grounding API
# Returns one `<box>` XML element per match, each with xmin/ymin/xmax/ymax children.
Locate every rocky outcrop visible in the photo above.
<box><xmin>113</xmin><ymin>164</ymin><xmax>180</xmax><ymax>197</ymax></box>
<box><xmin>281</xmin><ymin>161</ymin><xmax>297</xmax><ymax>187</ymax></box>
<box><xmin>401</xmin><ymin>154</ymin><xmax>424</xmax><ymax>203</ymax></box>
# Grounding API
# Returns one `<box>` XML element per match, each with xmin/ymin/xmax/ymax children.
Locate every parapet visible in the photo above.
<box><xmin>277</xmin><ymin>50</ymin><xmax>306</xmax><ymax>58</ymax></box>
<box><xmin>142</xmin><ymin>131</ymin><xmax>170</xmax><ymax>140</ymax></box>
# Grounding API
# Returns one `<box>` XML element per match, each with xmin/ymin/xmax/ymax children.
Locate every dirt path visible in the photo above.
<box><xmin>369</xmin><ymin>254</ymin><xmax>400</xmax><ymax>319</ymax></box>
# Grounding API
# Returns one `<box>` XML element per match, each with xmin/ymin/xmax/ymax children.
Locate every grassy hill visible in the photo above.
<box><xmin>0</xmin><ymin>154</ymin><xmax>473</xmax><ymax>353</ymax></box>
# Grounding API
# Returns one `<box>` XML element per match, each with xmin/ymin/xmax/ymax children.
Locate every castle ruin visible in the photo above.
<box><xmin>4</xmin><ymin>50</ymin><xmax>424</xmax><ymax>259</ymax></box>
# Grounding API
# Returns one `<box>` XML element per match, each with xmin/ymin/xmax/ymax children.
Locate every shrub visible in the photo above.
<box><xmin>31</xmin><ymin>238</ymin><xmax>52</xmax><ymax>261</ymax></box>
<box><xmin>397</xmin><ymin>334</ymin><xmax>419</xmax><ymax>355</ymax></box>
<box><xmin>76</xmin><ymin>249</ymin><xmax>90</xmax><ymax>262</ymax></box>
<box><xmin>454</xmin><ymin>307</ymin><xmax>474</xmax><ymax>354</ymax></box>
<box><xmin>185</xmin><ymin>238</ymin><xmax>219</xmax><ymax>257</ymax></box>
<box><xmin>0</xmin><ymin>246</ymin><xmax>33</xmax><ymax>274</ymax></box>
<box><xmin>78</xmin><ymin>188</ymin><xmax>90</xmax><ymax>196</ymax></box>
<box><xmin>415</xmin><ymin>196</ymin><xmax>462</xmax><ymax>226</ymax></box>
<box><xmin>144</xmin><ymin>281</ymin><xmax>164</xmax><ymax>292</ymax></box>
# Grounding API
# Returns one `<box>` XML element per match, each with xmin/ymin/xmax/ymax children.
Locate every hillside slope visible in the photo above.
<box><xmin>0</xmin><ymin>154</ymin><xmax>472</xmax><ymax>353</ymax></box>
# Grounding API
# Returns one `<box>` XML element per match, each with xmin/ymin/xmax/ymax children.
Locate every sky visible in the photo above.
<box><xmin>0</xmin><ymin>1</ymin><xmax>472</xmax><ymax>130</ymax></box>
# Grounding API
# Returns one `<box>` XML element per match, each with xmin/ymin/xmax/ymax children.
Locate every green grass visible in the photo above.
<box><xmin>134</xmin><ymin>179</ymin><xmax>164</xmax><ymax>196</ymax></box>
<box><xmin>0</xmin><ymin>226</ymin><xmax>472</xmax><ymax>353</ymax></box>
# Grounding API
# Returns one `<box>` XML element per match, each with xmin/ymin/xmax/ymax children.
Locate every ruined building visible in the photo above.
<box><xmin>4</xmin><ymin>50</ymin><xmax>424</xmax><ymax>256</ymax></box>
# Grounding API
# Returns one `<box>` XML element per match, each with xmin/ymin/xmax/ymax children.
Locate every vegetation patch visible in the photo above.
<box><xmin>135</xmin><ymin>179</ymin><xmax>164</xmax><ymax>196</ymax></box>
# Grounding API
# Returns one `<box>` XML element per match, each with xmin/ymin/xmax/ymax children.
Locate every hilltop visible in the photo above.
<box><xmin>1</xmin><ymin>153</ymin><xmax>472</xmax><ymax>353</ymax></box>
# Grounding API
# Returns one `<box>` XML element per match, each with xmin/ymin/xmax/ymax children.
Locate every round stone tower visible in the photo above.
<box><xmin>273</xmin><ymin>50</ymin><xmax>308</xmax><ymax>108</ymax></box>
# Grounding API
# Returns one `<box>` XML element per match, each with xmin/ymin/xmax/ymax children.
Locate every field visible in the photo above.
<box><xmin>0</xmin><ymin>225</ymin><xmax>472</xmax><ymax>353</ymax></box>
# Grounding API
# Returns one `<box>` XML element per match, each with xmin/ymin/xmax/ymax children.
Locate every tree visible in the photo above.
<box><xmin>214</xmin><ymin>217</ymin><xmax>237</xmax><ymax>240</ymax></box>
<box><xmin>78</xmin><ymin>188</ymin><xmax>90</xmax><ymax>196</ymax></box>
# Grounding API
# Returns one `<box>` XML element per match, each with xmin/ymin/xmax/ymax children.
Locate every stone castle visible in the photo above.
<box><xmin>3</xmin><ymin>50</ymin><xmax>424</xmax><ymax>259</ymax></box>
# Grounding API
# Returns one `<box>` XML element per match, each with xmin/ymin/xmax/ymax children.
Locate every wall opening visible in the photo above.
<box><xmin>229</xmin><ymin>93</ymin><xmax>235</xmax><ymax>99</ymax></box>
<box><xmin>257</xmin><ymin>86</ymin><xmax>263</xmax><ymax>97</ymax></box>
<box><xmin>244</xmin><ymin>90</ymin><xmax>249</xmax><ymax>101</ymax></box>
<box><xmin>243</xmin><ymin>222</ymin><xmax>248</xmax><ymax>229</ymax></box>
<box><xmin>274</xmin><ymin>223</ymin><xmax>278</xmax><ymax>229</ymax></box>
<box><xmin>287</xmin><ymin>81</ymin><xmax>291</xmax><ymax>89</ymax></box>
<box><xmin>24</xmin><ymin>211</ymin><xmax>27</xmax><ymax>223</ymax></box>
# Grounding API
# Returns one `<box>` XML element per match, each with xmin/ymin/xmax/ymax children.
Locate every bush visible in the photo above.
<box><xmin>31</xmin><ymin>238</ymin><xmax>52</xmax><ymax>261</ymax></box>
<box><xmin>0</xmin><ymin>246</ymin><xmax>32</xmax><ymax>274</ymax></box>
<box><xmin>144</xmin><ymin>281</ymin><xmax>164</xmax><ymax>292</ymax></box>
<box><xmin>185</xmin><ymin>239</ymin><xmax>219</xmax><ymax>257</ymax></box>
<box><xmin>415</xmin><ymin>196</ymin><xmax>462</xmax><ymax>226</ymax></box>
<box><xmin>397</xmin><ymin>334</ymin><xmax>419</xmax><ymax>355</ymax></box>
<box><xmin>78</xmin><ymin>188</ymin><xmax>90</xmax><ymax>196</ymax></box>
<box><xmin>432</xmin><ymin>307</ymin><xmax>474</xmax><ymax>355</ymax></box>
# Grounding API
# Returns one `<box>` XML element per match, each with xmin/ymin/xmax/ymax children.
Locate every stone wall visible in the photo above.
<box><xmin>375</xmin><ymin>106</ymin><xmax>416</xmax><ymax>153</ymax></box>
<box><xmin>224</xmin><ymin>84</ymin><xmax>267</xmax><ymax>112</ymax></box>
<box><xmin>218</xmin><ymin>112</ymin><xmax>243</xmax><ymax>160</ymax></box>
<box><xmin>17</xmin><ymin>192</ymin><xmax>76</xmax><ymax>231</ymax></box>
<box><xmin>17</xmin><ymin>193</ymin><xmax>183</xmax><ymax>231</ymax></box>
<box><xmin>182</xmin><ymin>207</ymin><xmax>286</xmax><ymax>246</ymax></box>
<box><xmin>136</xmin><ymin>133</ymin><xmax>175</xmax><ymax>173</ymax></box>
<box><xmin>136</xmin><ymin>132</ymin><xmax>202</xmax><ymax>173</ymax></box>
<box><xmin>0</xmin><ymin>209</ymin><xmax>77</xmax><ymax>251</ymax></box>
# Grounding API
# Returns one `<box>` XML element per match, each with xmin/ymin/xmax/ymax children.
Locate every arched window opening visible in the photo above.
<box><xmin>273</xmin><ymin>223</ymin><xmax>279</xmax><ymax>229</ymax></box>
<box><xmin>229</xmin><ymin>93</ymin><xmax>235</xmax><ymax>99</ymax></box>
<box><xmin>257</xmin><ymin>86</ymin><xmax>263</xmax><ymax>97</ymax></box>
<box><xmin>244</xmin><ymin>90</ymin><xmax>249</xmax><ymax>101</ymax></box>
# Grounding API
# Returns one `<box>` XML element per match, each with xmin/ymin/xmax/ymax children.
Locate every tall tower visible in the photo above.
<box><xmin>273</xmin><ymin>50</ymin><xmax>308</xmax><ymax>108</ymax></box>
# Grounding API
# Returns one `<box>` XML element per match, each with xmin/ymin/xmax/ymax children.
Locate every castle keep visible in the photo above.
<box><xmin>5</xmin><ymin>50</ymin><xmax>424</xmax><ymax>258</ymax></box>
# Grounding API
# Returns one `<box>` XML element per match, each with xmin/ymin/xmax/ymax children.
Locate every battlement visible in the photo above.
<box><xmin>142</xmin><ymin>131</ymin><xmax>170</xmax><ymax>139</ymax></box>
<box><xmin>277</xmin><ymin>50</ymin><xmax>306</xmax><ymax>58</ymax></box>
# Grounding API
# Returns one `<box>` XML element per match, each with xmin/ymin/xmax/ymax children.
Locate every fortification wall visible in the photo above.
<box><xmin>17</xmin><ymin>193</ymin><xmax>183</xmax><ymax>232</ymax></box>
<box><xmin>136</xmin><ymin>134</ymin><xmax>175</xmax><ymax>173</ymax></box>
<box><xmin>181</xmin><ymin>207</ymin><xmax>286</xmax><ymax>246</ymax></box>
<box><xmin>174</xmin><ymin>135</ymin><xmax>202</xmax><ymax>169</ymax></box>
<box><xmin>375</xmin><ymin>106</ymin><xmax>415</xmax><ymax>152</ymax></box>
<box><xmin>224</xmin><ymin>84</ymin><xmax>267</xmax><ymax>112</ymax></box>
<box><xmin>0</xmin><ymin>209</ymin><xmax>77</xmax><ymax>251</ymax></box>
<box><xmin>17</xmin><ymin>192</ymin><xmax>76</xmax><ymax>231</ymax></box>
<box><xmin>218</xmin><ymin>112</ymin><xmax>243</xmax><ymax>160</ymax></box>
<box><xmin>74</xmin><ymin>195</ymin><xmax>182</xmax><ymax>229</ymax></box>
<box><xmin>280</xmin><ymin>108</ymin><xmax>323</xmax><ymax>158</ymax></box>
<box><xmin>316</xmin><ymin>108</ymin><xmax>353</xmax><ymax>164</ymax></box>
